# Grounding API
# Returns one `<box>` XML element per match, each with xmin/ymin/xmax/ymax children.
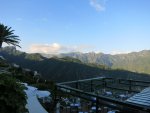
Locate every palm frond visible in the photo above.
<box><xmin>0</xmin><ymin>23</ymin><xmax>21</xmax><ymax>48</ymax></box>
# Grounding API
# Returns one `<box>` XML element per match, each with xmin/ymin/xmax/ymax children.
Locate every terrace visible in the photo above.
<box><xmin>55</xmin><ymin>77</ymin><xmax>150</xmax><ymax>113</ymax></box>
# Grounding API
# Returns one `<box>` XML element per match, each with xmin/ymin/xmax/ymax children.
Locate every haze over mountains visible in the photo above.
<box><xmin>42</xmin><ymin>50</ymin><xmax>150</xmax><ymax>74</ymax></box>
<box><xmin>1</xmin><ymin>46</ymin><xmax>150</xmax><ymax>82</ymax></box>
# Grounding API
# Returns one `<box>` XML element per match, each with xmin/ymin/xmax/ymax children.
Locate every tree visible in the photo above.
<box><xmin>0</xmin><ymin>23</ymin><xmax>21</xmax><ymax>48</ymax></box>
<box><xmin>0</xmin><ymin>74</ymin><xmax>27</xmax><ymax>113</ymax></box>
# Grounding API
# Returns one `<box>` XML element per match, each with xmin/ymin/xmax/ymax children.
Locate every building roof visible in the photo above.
<box><xmin>126</xmin><ymin>87</ymin><xmax>150</xmax><ymax>106</ymax></box>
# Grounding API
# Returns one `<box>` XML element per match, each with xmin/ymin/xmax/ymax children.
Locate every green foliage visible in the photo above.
<box><xmin>25</xmin><ymin>53</ymin><xmax>44</xmax><ymax>61</ymax></box>
<box><xmin>87</xmin><ymin>63</ymin><xmax>109</xmax><ymax>69</ymax></box>
<box><xmin>46</xmin><ymin>50</ymin><xmax>150</xmax><ymax>74</ymax></box>
<box><xmin>0</xmin><ymin>61</ymin><xmax>9</xmax><ymax>67</ymax></box>
<box><xmin>0</xmin><ymin>74</ymin><xmax>27</xmax><ymax>113</ymax></box>
<box><xmin>0</xmin><ymin>23</ymin><xmax>21</xmax><ymax>48</ymax></box>
<box><xmin>0</xmin><ymin>56</ymin><xmax>8</xmax><ymax>67</ymax></box>
<box><xmin>111</xmin><ymin>51</ymin><xmax>150</xmax><ymax>74</ymax></box>
<box><xmin>59</xmin><ymin>56</ymin><xmax>82</xmax><ymax>63</ymax></box>
<box><xmin>32</xmin><ymin>80</ymin><xmax>55</xmax><ymax>90</ymax></box>
<box><xmin>1</xmin><ymin>47</ymin><xmax>150</xmax><ymax>83</ymax></box>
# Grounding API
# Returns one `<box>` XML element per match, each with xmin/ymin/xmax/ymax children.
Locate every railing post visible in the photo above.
<box><xmin>54</xmin><ymin>85</ymin><xmax>58</xmax><ymax>100</ymax></box>
<box><xmin>103</xmin><ymin>78</ymin><xmax>106</xmax><ymax>88</ymax></box>
<box><xmin>118</xmin><ymin>79</ymin><xmax>121</xmax><ymax>84</ymax></box>
<box><xmin>129</xmin><ymin>79</ymin><xmax>132</xmax><ymax>93</ymax></box>
<box><xmin>76</xmin><ymin>81</ymin><xmax>79</xmax><ymax>89</ymax></box>
<box><xmin>96</xmin><ymin>97</ymin><xmax>99</xmax><ymax>113</ymax></box>
<box><xmin>91</xmin><ymin>80</ymin><xmax>93</xmax><ymax>92</ymax></box>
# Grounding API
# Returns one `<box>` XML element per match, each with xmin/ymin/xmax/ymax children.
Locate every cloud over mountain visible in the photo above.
<box><xmin>28</xmin><ymin>43</ymin><xmax>93</xmax><ymax>54</ymax></box>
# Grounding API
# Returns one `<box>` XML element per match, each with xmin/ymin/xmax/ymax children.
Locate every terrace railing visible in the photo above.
<box><xmin>55</xmin><ymin>77</ymin><xmax>150</xmax><ymax>113</ymax></box>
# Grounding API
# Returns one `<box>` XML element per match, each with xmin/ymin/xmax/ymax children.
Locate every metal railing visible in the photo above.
<box><xmin>55</xmin><ymin>77</ymin><xmax>150</xmax><ymax>113</ymax></box>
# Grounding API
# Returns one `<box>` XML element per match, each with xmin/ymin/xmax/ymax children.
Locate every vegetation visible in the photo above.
<box><xmin>0</xmin><ymin>48</ymin><xmax>56</xmax><ymax>112</ymax></box>
<box><xmin>0</xmin><ymin>74</ymin><xmax>27</xmax><ymax>113</ymax></box>
<box><xmin>0</xmin><ymin>23</ymin><xmax>20</xmax><ymax>48</ymax></box>
<box><xmin>46</xmin><ymin>51</ymin><xmax>150</xmax><ymax>74</ymax></box>
<box><xmin>0</xmin><ymin>24</ymin><xmax>69</xmax><ymax>112</ymax></box>
<box><xmin>0</xmin><ymin>54</ymin><xmax>56</xmax><ymax>113</ymax></box>
<box><xmin>1</xmin><ymin>46</ymin><xmax>150</xmax><ymax>112</ymax></box>
<box><xmin>1</xmin><ymin>46</ymin><xmax>150</xmax><ymax>83</ymax></box>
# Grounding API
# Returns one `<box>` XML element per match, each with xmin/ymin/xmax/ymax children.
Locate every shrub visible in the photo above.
<box><xmin>0</xmin><ymin>74</ymin><xmax>28</xmax><ymax>113</ymax></box>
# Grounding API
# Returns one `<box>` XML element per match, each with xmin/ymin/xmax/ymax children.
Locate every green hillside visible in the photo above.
<box><xmin>111</xmin><ymin>51</ymin><xmax>150</xmax><ymax>74</ymax></box>
<box><xmin>1</xmin><ymin>46</ymin><xmax>150</xmax><ymax>82</ymax></box>
<box><xmin>46</xmin><ymin>51</ymin><xmax>150</xmax><ymax>74</ymax></box>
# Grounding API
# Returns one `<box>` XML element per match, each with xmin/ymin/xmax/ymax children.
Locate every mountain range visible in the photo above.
<box><xmin>42</xmin><ymin>50</ymin><xmax>150</xmax><ymax>74</ymax></box>
<box><xmin>1</xmin><ymin>46</ymin><xmax>150</xmax><ymax>82</ymax></box>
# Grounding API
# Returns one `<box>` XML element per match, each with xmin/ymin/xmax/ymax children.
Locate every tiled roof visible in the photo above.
<box><xmin>126</xmin><ymin>87</ymin><xmax>150</xmax><ymax>106</ymax></box>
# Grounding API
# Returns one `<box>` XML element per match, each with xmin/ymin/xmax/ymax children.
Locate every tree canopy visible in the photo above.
<box><xmin>0</xmin><ymin>74</ymin><xmax>27</xmax><ymax>113</ymax></box>
<box><xmin>0</xmin><ymin>23</ymin><xmax>21</xmax><ymax>48</ymax></box>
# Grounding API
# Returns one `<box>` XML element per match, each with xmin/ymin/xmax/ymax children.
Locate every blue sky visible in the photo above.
<box><xmin>1</xmin><ymin>0</ymin><xmax>150</xmax><ymax>54</ymax></box>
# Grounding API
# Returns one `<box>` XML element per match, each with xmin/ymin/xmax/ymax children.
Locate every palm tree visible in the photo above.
<box><xmin>0</xmin><ymin>23</ymin><xmax>21</xmax><ymax>48</ymax></box>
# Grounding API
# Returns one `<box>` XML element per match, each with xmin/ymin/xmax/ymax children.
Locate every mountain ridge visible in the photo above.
<box><xmin>41</xmin><ymin>50</ymin><xmax>150</xmax><ymax>74</ymax></box>
<box><xmin>1</xmin><ymin>46</ymin><xmax>150</xmax><ymax>82</ymax></box>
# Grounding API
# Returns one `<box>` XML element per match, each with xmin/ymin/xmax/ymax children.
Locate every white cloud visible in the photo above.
<box><xmin>90</xmin><ymin>0</ymin><xmax>105</xmax><ymax>11</ymax></box>
<box><xmin>28</xmin><ymin>43</ymin><xmax>93</xmax><ymax>54</ymax></box>
<box><xmin>110</xmin><ymin>50</ymin><xmax>131</xmax><ymax>55</ymax></box>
